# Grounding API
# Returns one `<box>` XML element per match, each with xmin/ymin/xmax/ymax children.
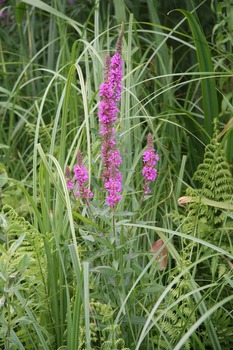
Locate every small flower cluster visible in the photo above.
<box><xmin>66</xmin><ymin>151</ymin><xmax>93</xmax><ymax>200</ymax></box>
<box><xmin>142</xmin><ymin>133</ymin><xmax>159</xmax><ymax>194</ymax></box>
<box><xmin>98</xmin><ymin>30</ymin><xmax>124</xmax><ymax>208</ymax></box>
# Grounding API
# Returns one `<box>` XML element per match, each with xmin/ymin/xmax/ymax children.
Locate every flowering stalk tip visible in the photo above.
<box><xmin>142</xmin><ymin>133</ymin><xmax>159</xmax><ymax>194</ymax></box>
<box><xmin>116</xmin><ymin>23</ymin><xmax>124</xmax><ymax>54</ymax></box>
<box><xmin>66</xmin><ymin>151</ymin><xmax>93</xmax><ymax>200</ymax></box>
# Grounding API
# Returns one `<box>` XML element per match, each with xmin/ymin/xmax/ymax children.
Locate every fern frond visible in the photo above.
<box><xmin>0</xmin><ymin>205</ymin><xmax>50</xmax><ymax>348</ymax></box>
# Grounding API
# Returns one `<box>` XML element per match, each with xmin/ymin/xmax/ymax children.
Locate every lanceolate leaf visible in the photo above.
<box><xmin>175</xmin><ymin>10</ymin><xmax>219</xmax><ymax>138</ymax></box>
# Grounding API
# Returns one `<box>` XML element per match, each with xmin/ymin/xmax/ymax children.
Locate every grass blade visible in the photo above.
<box><xmin>173</xmin><ymin>295</ymin><xmax>233</xmax><ymax>350</ymax></box>
<box><xmin>175</xmin><ymin>9</ymin><xmax>218</xmax><ymax>137</ymax></box>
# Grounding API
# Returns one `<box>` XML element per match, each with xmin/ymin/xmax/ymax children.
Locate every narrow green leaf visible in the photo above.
<box><xmin>175</xmin><ymin>10</ymin><xmax>219</xmax><ymax>137</ymax></box>
<box><xmin>15</xmin><ymin>290</ymin><xmax>50</xmax><ymax>350</ymax></box>
<box><xmin>20</xmin><ymin>0</ymin><xmax>82</xmax><ymax>34</ymax></box>
<box><xmin>9</xmin><ymin>233</ymin><xmax>26</xmax><ymax>254</ymax></box>
<box><xmin>0</xmin><ymin>143</ymin><xmax>9</xmax><ymax>149</ymax></box>
<box><xmin>68</xmin><ymin>244</ymin><xmax>84</xmax><ymax>301</ymax></box>
<box><xmin>9</xmin><ymin>330</ymin><xmax>25</xmax><ymax>350</ymax></box>
<box><xmin>113</xmin><ymin>0</ymin><xmax>126</xmax><ymax>22</ymax></box>
<box><xmin>72</xmin><ymin>210</ymin><xmax>102</xmax><ymax>231</ymax></box>
<box><xmin>83</xmin><ymin>262</ymin><xmax>91</xmax><ymax>350</ymax></box>
<box><xmin>15</xmin><ymin>1</ymin><xmax>26</xmax><ymax>24</ymax></box>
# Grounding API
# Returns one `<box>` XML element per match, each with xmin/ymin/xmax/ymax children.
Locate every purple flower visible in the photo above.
<box><xmin>105</xmin><ymin>167</ymin><xmax>122</xmax><ymax>207</ymax></box>
<box><xmin>110</xmin><ymin>52</ymin><xmax>123</xmax><ymax>102</ymax></box>
<box><xmin>142</xmin><ymin>133</ymin><xmax>159</xmax><ymax>194</ymax></box>
<box><xmin>74</xmin><ymin>164</ymin><xmax>89</xmax><ymax>185</ymax></box>
<box><xmin>98</xmin><ymin>28</ymin><xmax>124</xmax><ymax>208</ymax></box>
<box><xmin>67</xmin><ymin>181</ymin><xmax>74</xmax><ymax>190</ymax></box>
<box><xmin>66</xmin><ymin>151</ymin><xmax>93</xmax><ymax>200</ymax></box>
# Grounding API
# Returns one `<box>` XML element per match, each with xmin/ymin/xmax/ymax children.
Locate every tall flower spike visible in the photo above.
<box><xmin>142</xmin><ymin>133</ymin><xmax>159</xmax><ymax>194</ymax></box>
<box><xmin>98</xmin><ymin>25</ymin><xmax>124</xmax><ymax>208</ymax></box>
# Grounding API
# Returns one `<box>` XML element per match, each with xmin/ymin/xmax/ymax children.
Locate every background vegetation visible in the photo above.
<box><xmin>0</xmin><ymin>0</ymin><xmax>233</xmax><ymax>349</ymax></box>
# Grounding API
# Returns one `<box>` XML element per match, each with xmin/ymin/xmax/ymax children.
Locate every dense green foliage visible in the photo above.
<box><xmin>0</xmin><ymin>0</ymin><xmax>233</xmax><ymax>349</ymax></box>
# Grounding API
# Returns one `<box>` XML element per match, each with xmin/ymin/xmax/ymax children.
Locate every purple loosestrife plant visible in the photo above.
<box><xmin>142</xmin><ymin>133</ymin><xmax>159</xmax><ymax>194</ymax></box>
<box><xmin>98</xmin><ymin>29</ymin><xmax>124</xmax><ymax>208</ymax></box>
<box><xmin>66</xmin><ymin>151</ymin><xmax>93</xmax><ymax>201</ymax></box>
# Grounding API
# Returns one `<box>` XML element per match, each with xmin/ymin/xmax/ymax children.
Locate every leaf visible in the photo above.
<box><xmin>12</xmin><ymin>317</ymin><xmax>33</xmax><ymax>326</ymax></box>
<box><xmin>9</xmin><ymin>233</ymin><xmax>26</xmax><ymax>254</ymax></box>
<box><xmin>0</xmin><ymin>143</ymin><xmax>9</xmax><ymax>149</ymax></box>
<box><xmin>0</xmin><ymin>166</ymin><xmax>8</xmax><ymax>188</ymax></box>
<box><xmin>81</xmin><ymin>235</ymin><xmax>95</xmax><ymax>242</ymax></box>
<box><xmin>224</xmin><ymin>274</ymin><xmax>233</xmax><ymax>288</ymax></box>
<box><xmin>20</xmin><ymin>0</ymin><xmax>82</xmax><ymax>34</ymax></box>
<box><xmin>141</xmin><ymin>284</ymin><xmax>164</xmax><ymax>294</ymax></box>
<box><xmin>96</xmin><ymin>266</ymin><xmax>116</xmax><ymax>276</ymax></box>
<box><xmin>72</xmin><ymin>210</ymin><xmax>102</xmax><ymax>231</ymax></box>
<box><xmin>15</xmin><ymin>1</ymin><xmax>27</xmax><ymax>24</ymax></box>
<box><xmin>18</xmin><ymin>254</ymin><xmax>30</xmax><ymax>272</ymax></box>
<box><xmin>0</xmin><ymin>271</ymin><xmax>6</xmax><ymax>282</ymax></box>
<box><xmin>174</xmin><ymin>10</ymin><xmax>218</xmax><ymax>137</ymax></box>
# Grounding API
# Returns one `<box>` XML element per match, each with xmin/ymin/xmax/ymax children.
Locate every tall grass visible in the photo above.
<box><xmin>0</xmin><ymin>0</ymin><xmax>233</xmax><ymax>349</ymax></box>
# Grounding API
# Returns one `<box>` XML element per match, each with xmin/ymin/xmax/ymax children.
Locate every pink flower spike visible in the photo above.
<box><xmin>66</xmin><ymin>151</ymin><xmax>93</xmax><ymax>201</ymax></box>
<box><xmin>73</xmin><ymin>151</ymin><xmax>93</xmax><ymax>200</ymax></box>
<box><xmin>142</xmin><ymin>133</ymin><xmax>159</xmax><ymax>194</ymax></box>
<box><xmin>98</xmin><ymin>26</ymin><xmax>124</xmax><ymax>208</ymax></box>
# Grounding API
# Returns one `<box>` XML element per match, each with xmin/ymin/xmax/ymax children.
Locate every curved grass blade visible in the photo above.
<box><xmin>174</xmin><ymin>9</ymin><xmax>218</xmax><ymax>138</ymax></box>
<box><xmin>173</xmin><ymin>294</ymin><xmax>233</xmax><ymax>350</ymax></box>
<box><xmin>20</xmin><ymin>0</ymin><xmax>83</xmax><ymax>34</ymax></box>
